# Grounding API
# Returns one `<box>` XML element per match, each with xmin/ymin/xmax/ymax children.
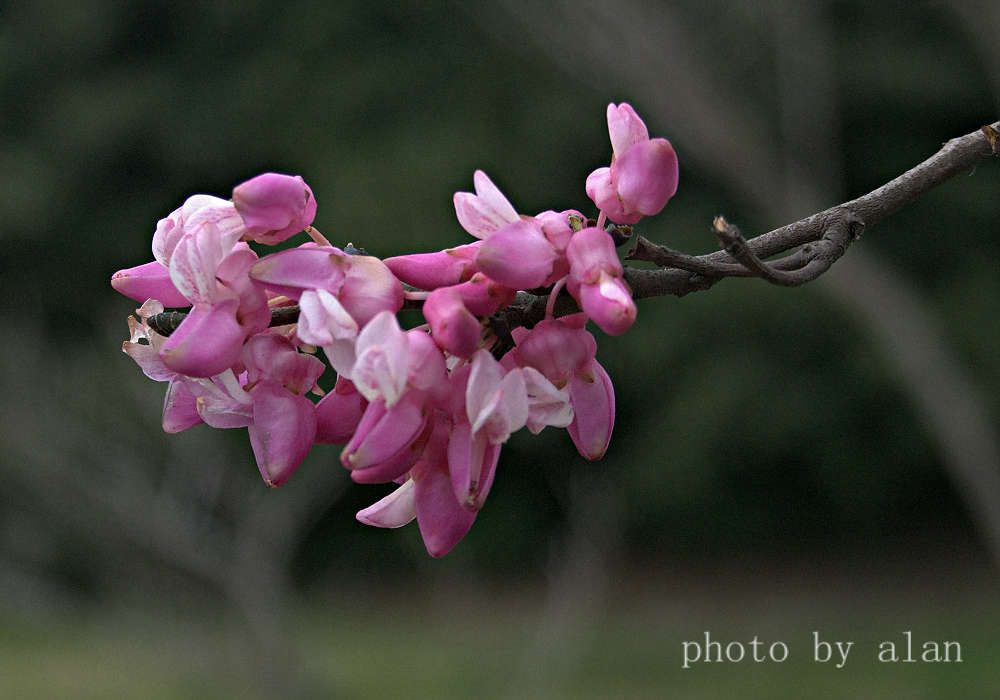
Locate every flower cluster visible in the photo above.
<box><xmin>111</xmin><ymin>103</ymin><xmax>678</xmax><ymax>556</ymax></box>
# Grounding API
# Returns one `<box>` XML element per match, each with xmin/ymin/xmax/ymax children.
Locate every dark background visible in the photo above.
<box><xmin>1</xmin><ymin>1</ymin><xmax>998</xmax><ymax>697</ymax></box>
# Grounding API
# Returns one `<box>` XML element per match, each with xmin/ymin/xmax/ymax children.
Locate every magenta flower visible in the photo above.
<box><xmin>474</xmin><ymin>218</ymin><xmax>559</xmax><ymax>290</ymax></box>
<box><xmin>160</xmin><ymin>222</ymin><xmax>269</xmax><ymax>377</ymax></box>
<box><xmin>510</xmin><ymin>316</ymin><xmax>615</xmax><ymax>460</ymax></box>
<box><xmin>586</xmin><ymin>102</ymin><xmax>679</xmax><ymax>224</ymax></box>
<box><xmin>357</xmin><ymin>415</ymin><xmax>477</xmax><ymax>557</ymax></box>
<box><xmin>249</xmin><ymin>244</ymin><xmax>403</xmax><ymax>326</ymax></box>
<box><xmin>232</xmin><ymin>172</ymin><xmax>317</xmax><ymax>245</ymax></box>
<box><xmin>566</xmin><ymin>226</ymin><xmax>637</xmax><ymax>336</ymax></box>
<box><xmin>424</xmin><ymin>286</ymin><xmax>482</xmax><ymax>358</ymax></box>
<box><xmin>314</xmin><ymin>376</ymin><xmax>367</xmax><ymax>445</ymax></box>
<box><xmin>341</xmin><ymin>312</ymin><xmax>448</xmax><ymax>473</ymax></box>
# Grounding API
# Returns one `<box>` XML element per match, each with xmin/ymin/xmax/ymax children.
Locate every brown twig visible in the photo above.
<box><xmin>625</xmin><ymin>121</ymin><xmax>998</xmax><ymax>298</ymax></box>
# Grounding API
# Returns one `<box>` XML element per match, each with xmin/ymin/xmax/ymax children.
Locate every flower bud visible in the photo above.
<box><xmin>232</xmin><ymin>172</ymin><xmax>317</xmax><ymax>245</ymax></box>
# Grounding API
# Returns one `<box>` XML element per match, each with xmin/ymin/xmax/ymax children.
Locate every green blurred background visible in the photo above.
<box><xmin>1</xmin><ymin>1</ymin><xmax>998</xmax><ymax>697</ymax></box>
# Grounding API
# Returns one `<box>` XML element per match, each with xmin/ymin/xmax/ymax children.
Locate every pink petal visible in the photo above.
<box><xmin>607</xmin><ymin>102</ymin><xmax>649</xmax><ymax>157</ymax></box>
<box><xmin>446</xmin><ymin>420</ymin><xmax>501</xmax><ymax>511</ymax></box>
<box><xmin>232</xmin><ymin>172</ymin><xmax>317</xmax><ymax>245</ymax></box>
<box><xmin>248</xmin><ymin>246</ymin><xmax>348</xmax><ymax>299</ymax></box>
<box><xmin>356</xmin><ymin>479</ymin><xmax>417</xmax><ymax>528</ymax></box>
<box><xmin>111</xmin><ymin>261</ymin><xmax>191</xmax><ymax>307</ymax></box>
<box><xmin>566</xmin><ymin>227</ymin><xmax>623</xmax><ymax>286</ymax></box>
<box><xmin>248</xmin><ymin>382</ymin><xmax>317</xmax><ymax>487</ymax></box>
<box><xmin>161</xmin><ymin>380</ymin><xmax>203</xmax><ymax>433</ymax></box>
<box><xmin>160</xmin><ymin>299</ymin><xmax>245</xmax><ymax>378</ymax></box>
<box><xmin>383</xmin><ymin>242</ymin><xmax>481</xmax><ymax>290</ymax></box>
<box><xmin>412</xmin><ymin>457</ymin><xmax>476</xmax><ymax>557</ymax></box>
<box><xmin>567</xmin><ymin>359</ymin><xmax>615</xmax><ymax>460</ymax></box>
<box><xmin>578</xmin><ymin>273</ymin><xmax>637</xmax><ymax>336</ymax></box>
<box><xmin>450</xmin><ymin>273</ymin><xmax>516</xmax><ymax>317</ymax></box>
<box><xmin>522</xmin><ymin>366</ymin><xmax>573</xmax><ymax>434</ymax></box>
<box><xmin>297</xmin><ymin>289</ymin><xmax>358</xmax><ymax>376</ymax></box>
<box><xmin>585</xmin><ymin>167</ymin><xmax>638</xmax><ymax>224</ymax></box>
<box><xmin>153</xmin><ymin>194</ymin><xmax>243</xmax><ymax>268</ymax></box>
<box><xmin>453</xmin><ymin>170</ymin><xmax>519</xmax><ymax>239</ymax></box>
<box><xmin>341</xmin><ymin>393</ymin><xmax>427</xmax><ymax>470</ymax></box>
<box><xmin>424</xmin><ymin>286</ymin><xmax>481</xmax><ymax>359</ymax></box>
<box><xmin>352</xmin><ymin>311</ymin><xmax>410</xmax><ymax>406</ymax></box>
<box><xmin>613</xmin><ymin>138</ymin><xmax>679</xmax><ymax>217</ymax></box>
<box><xmin>193</xmin><ymin>371</ymin><xmax>254</xmax><ymax>429</ymax></box>
<box><xmin>474</xmin><ymin>219</ymin><xmax>557</xmax><ymax>290</ymax></box>
<box><xmin>314</xmin><ymin>376</ymin><xmax>366</xmax><ymax>444</ymax></box>
<box><xmin>337</xmin><ymin>254</ymin><xmax>405</xmax><ymax>327</ymax></box>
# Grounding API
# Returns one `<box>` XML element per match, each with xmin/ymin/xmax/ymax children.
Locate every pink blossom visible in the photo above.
<box><xmin>586</xmin><ymin>103</ymin><xmax>679</xmax><ymax>224</ymax></box>
<box><xmin>249</xmin><ymin>244</ymin><xmax>403</xmax><ymax>326</ymax></box>
<box><xmin>424</xmin><ymin>286</ymin><xmax>481</xmax><ymax>358</ymax></box>
<box><xmin>509</xmin><ymin>317</ymin><xmax>615</xmax><ymax>460</ymax></box>
<box><xmin>474</xmin><ymin>218</ymin><xmax>559</xmax><ymax>290</ymax></box>
<box><xmin>566</xmin><ymin>226</ymin><xmax>636</xmax><ymax>336</ymax></box>
<box><xmin>232</xmin><ymin>172</ymin><xmax>317</xmax><ymax>245</ymax></box>
<box><xmin>357</xmin><ymin>416</ymin><xmax>477</xmax><ymax>557</ymax></box>
<box><xmin>159</xmin><ymin>223</ymin><xmax>269</xmax><ymax>377</ymax></box>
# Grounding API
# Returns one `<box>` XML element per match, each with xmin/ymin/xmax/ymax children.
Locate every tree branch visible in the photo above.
<box><xmin>625</xmin><ymin>121</ymin><xmax>999</xmax><ymax>298</ymax></box>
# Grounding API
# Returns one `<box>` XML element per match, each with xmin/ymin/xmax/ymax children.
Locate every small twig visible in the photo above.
<box><xmin>625</xmin><ymin>121</ymin><xmax>998</xmax><ymax>298</ymax></box>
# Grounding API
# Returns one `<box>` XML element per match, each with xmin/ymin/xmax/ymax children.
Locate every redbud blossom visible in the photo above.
<box><xmin>566</xmin><ymin>226</ymin><xmax>636</xmax><ymax>336</ymax></box>
<box><xmin>424</xmin><ymin>286</ymin><xmax>481</xmax><ymax>358</ymax></box>
<box><xmin>510</xmin><ymin>317</ymin><xmax>615</xmax><ymax>460</ymax></box>
<box><xmin>586</xmin><ymin>102</ymin><xmax>679</xmax><ymax>224</ymax></box>
<box><xmin>113</xmin><ymin>101</ymin><xmax>674</xmax><ymax>555</ymax></box>
<box><xmin>474</xmin><ymin>218</ymin><xmax>559</xmax><ymax>290</ymax></box>
<box><xmin>232</xmin><ymin>172</ymin><xmax>317</xmax><ymax>245</ymax></box>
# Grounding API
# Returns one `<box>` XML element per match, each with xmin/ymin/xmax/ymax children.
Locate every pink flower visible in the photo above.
<box><xmin>474</xmin><ymin>218</ymin><xmax>559</xmax><ymax>290</ymax></box>
<box><xmin>424</xmin><ymin>286</ymin><xmax>481</xmax><ymax>358</ymax></box>
<box><xmin>296</xmin><ymin>288</ymin><xmax>359</xmax><ymax>376</ymax></box>
<box><xmin>341</xmin><ymin>312</ymin><xmax>448</xmax><ymax>472</ymax></box>
<box><xmin>160</xmin><ymin>223</ymin><xmax>269</xmax><ymax>377</ymax></box>
<box><xmin>152</xmin><ymin>194</ymin><xmax>247</xmax><ymax>269</ymax></box>
<box><xmin>566</xmin><ymin>226</ymin><xmax>636</xmax><ymax>336</ymax></box>
<box><xmin>232</xmin><ymin>172</ymin><xmax>317</xmax><ymax>245</ymax></box>
<box><xmin>314</xmin><ymin>376</ymin><xmax>367</xmax><ymax>445</ymax></box>
<box><xmin>585</xmin><ymin>103</ymin><xmax>679</xmax><ymax>224</ymax></box>
<box><xmin>509</xmin><ymin>316</ymin><xmax>615</xmax><ymax>460</ymax></box>
<box><xmin>249</xmin><ymin>244</ymin><xmax>403</xmax><ymax>326</ymax></box>
<box><xmin>238</xmin><ymin>334</ymin><xmax>325</xmax><ymax>486</ymax></box>
<box><xmin>357</xmin><ymin>415</ymin><xmax>477</xmax><ymax>557</ymax></box>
